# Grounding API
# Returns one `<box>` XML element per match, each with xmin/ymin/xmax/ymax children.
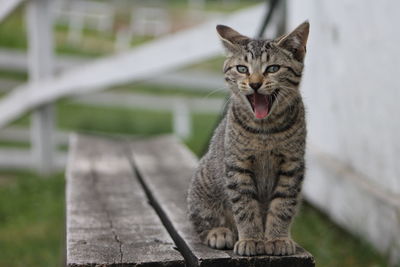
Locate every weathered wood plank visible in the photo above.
<box><xmin>66</xmin><ymin>134</ymin><xmax>184</xmax><ymax>266</ymax></box>
<box><xmin>129</xmin><ymin>136</ymin><xmax>315</xmax><ymax>267</ymax></box>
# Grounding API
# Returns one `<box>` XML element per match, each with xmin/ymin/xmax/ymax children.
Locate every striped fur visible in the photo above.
<box><xmin>187</xmin><ymin>22</ymin><xmax>309</xmax><ymax>256</ymax></box>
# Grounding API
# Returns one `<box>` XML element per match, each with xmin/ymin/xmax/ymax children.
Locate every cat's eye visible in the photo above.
<box><xmin>265</xmin><ymin>65</ymin><xmax>280</xmax><ymax>73</ymax></box>
<box><xmin>236</xmin><ymin>65</ymin><xmax>248</xmax><ymax>74</ymax></box>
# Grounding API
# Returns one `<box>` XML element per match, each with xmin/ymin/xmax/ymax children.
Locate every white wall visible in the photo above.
<box><xmin>287</xmin><ymin>0</ymin><xmax>400</xmax><ymax>264</ymax></box>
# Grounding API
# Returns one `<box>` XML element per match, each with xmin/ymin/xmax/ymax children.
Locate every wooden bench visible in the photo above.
<box><xmin>66</xmin><ymin>134</ymin><xmax>315</xmax><ymax>266</ymax></box>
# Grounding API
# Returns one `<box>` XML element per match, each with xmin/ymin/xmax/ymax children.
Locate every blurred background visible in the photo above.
<box><xmin>0</xmin><ymin>0</ymin><xmax>399</xmax><ymax>266</ymax></box>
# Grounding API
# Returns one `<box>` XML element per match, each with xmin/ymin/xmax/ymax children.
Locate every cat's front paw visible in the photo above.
<box><xmin>234</xmin><ymin>239</ymin><xmax>265</xmax><ymax>256</ymax></box>
<box><xmin>265</xmin><ymin>237</ymin><xmax>296</xmax><ymax>256</ymax></box>
<box><xmin>205</xmin><ymin>227</ymin><xmax>235</xmax><ymax>249</ymax></box>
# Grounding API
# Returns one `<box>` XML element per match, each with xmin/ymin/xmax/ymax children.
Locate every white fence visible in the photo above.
<box><xmin>0</xmin><ymin>49</ymin><xmax>226</xmax><ymax>91</ymax></box>
<box><xmin>0</xmin><ymin>1</ymin><xmax>283</xmax><ymax>174</ymax></box>
<box><xmin>0</xmin><ymin>0</ymin><xmax>24</xmax><ymax>22</ymax></box>
<box><xmin>0</xmin><ymin>91</ymin><xmax>226</xmax><ymax>169</ymax></box>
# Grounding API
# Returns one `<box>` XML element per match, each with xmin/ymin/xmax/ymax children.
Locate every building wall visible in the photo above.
<box><xmin>286</xmin><ymin>0</ymin><xmax>400</xmax><ymax>264</ymax></box>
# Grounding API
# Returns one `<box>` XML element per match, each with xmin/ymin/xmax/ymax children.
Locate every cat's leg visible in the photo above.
<box><xmin>188</xmin><ymin>168</ymin><xmax>237</xmax><ymax>250</ymax></box>
<box><xmin>189</xmin><ymin>197</ymin><xmax>236</xmax><ymax>250</ymax></box>
<box><xmin>264</xmin><ymin>156</ymin><xmax>304</xmax><ymax>256</ymax></box>
<box><xmin>225</xmin><ymin>158</ymin><xmax>265</xmax><ymax>256</ymax></box>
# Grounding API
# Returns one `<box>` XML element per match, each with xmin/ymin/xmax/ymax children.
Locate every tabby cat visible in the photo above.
<box><xmin>187</xmin><ymin>21</ymin><xmax>309</xmax><ymax>256</ymax></box>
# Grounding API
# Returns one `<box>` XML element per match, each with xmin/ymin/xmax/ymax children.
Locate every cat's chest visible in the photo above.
<box><xmin>253</xmin><ymin>151</ymin><xmax>280</xmax><ymax>202</ymax></box>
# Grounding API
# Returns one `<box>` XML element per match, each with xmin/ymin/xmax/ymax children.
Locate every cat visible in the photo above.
<box><xmin>187</xmin><ymin>21</ymin><xmax>309</xmax><ymax>256</ymax></box>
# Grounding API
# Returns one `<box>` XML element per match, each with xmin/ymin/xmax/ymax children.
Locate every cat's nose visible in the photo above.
<box><xmin>249</xmin><ymin>82</ymin><xmax>262</xmax><ymax>90</ymax></box>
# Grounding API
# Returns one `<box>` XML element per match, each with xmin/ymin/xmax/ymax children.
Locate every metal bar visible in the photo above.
<box><xmin>257</xmin><ymin>0</ymin><xmax>280</xmax><ymax>38</ymax></box>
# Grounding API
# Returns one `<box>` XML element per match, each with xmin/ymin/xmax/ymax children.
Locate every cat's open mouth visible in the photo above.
<box><xmin>246</xmin><ymin>90</ymin><xmax>279</xmax><ymax>119</ymax></box>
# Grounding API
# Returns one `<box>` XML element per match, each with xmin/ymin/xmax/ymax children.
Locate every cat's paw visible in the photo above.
<box><xmin>233</xmin><ymin>239</ymin><xmax>265</xmax><ymax>256</ymax></box>
<box><xmin>205</xmin><ymin>227</ymin><xmax>235</xmax><ymax>250</ymax></box>
<box><xmin>265</xmin><ymin>237</ymin><xmax>296</xmax><ymax>256</ymax></box>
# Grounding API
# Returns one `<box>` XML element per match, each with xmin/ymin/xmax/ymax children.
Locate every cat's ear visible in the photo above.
<box><xmin>216</xmin><ymin>25</ymin><xmax>248</xmax><ymax>54</ymax></box>
<box><xmin>277</xmin><ymin>21</ymin><xmax>309</xmax><ymax>62</ymax></box>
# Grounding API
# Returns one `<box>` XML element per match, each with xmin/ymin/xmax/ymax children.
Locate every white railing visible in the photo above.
<box><xmin>0</xmin><ymin>0</ymin><xmax>24</xmax><ymax>22</ymax></box>
<box><xmin>0</xmin><ymin>1</ymin><xmax>282</xmax><ymax>174</ymax></box>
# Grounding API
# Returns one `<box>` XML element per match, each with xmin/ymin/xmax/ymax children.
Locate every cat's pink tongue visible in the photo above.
<box><xmin>254</xmin><ymin>93</ymin><xmax>269</xmax><ymax>119</ymax></box>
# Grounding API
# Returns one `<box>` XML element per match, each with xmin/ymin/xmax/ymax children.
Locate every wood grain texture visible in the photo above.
<box><xmin>129</xmin><ymin>135</ymin><xmax>315</xmax><ymax>267</ymax></box>
<box><xmin>66</xmin><ymin>134</ymin><xmax>184</xmax><ymax>266</ymax></box>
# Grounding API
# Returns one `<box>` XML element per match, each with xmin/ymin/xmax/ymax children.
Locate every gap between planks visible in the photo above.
<box><xmin>125</xmin><ymin>136</ymin><xmax>315</xmax><ymax>267</ymax></box>
<box><xmin>126</xmin><ymin>148</ymin><xmax>200</xmax><ymax>267</ymax></box>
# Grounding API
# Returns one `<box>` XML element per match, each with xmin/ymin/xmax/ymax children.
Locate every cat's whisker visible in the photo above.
<box><xmin>275</xmin><ymin>89</ymin><xmax>292</xmax><ymax>110</ymax></box>
<box><xmin>220</xmin><ymin>95</ymin><xmax>233</xmax><ymax>112</ymax></box>
<box><xmin>277</xmin><ymin>87</ymin><xmax>295</xmax><ymax>100</ymax></box>
<box><xmin>203</xmin><ymin>87</ymin><xmax>229</xmax><ymax>99</ymax></box>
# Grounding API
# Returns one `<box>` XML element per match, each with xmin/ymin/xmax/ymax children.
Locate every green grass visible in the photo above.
<box><xmin>292</xmin><ymin>203</ymin><xmax>388</xmax><ymax>267</ymax></box>
<box><xmin>58</xmin><ymin>102</ymin><xmax>173</xmax><ymax>134</ymax></box>
<box><xmin>0</xmin><ymin>6</ymin><xmax>26</xmax><ymax>50</ymax></box>
<box><xmin>0</xmin><ymin>171</ymin><xmax>65</xmax><ymax>267</ymax></box>
<box><xmin>0</xmin><ymin>70</ymin><xmax>27</xmax><ymax>81</ymax></box>
<box><xmin>112</xmin><ymin>83</ymin><xmax>227</xmax><ymax>98</ymax></box>
<box><xmin>57</xmin><ymin>102</ymin><xmax>220</xmax><ymax>155</ymax></box>
<box><xmin>0</xmin><ymin>140</ymin><xmax>30</xmax><ymax>149</ymax></box>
